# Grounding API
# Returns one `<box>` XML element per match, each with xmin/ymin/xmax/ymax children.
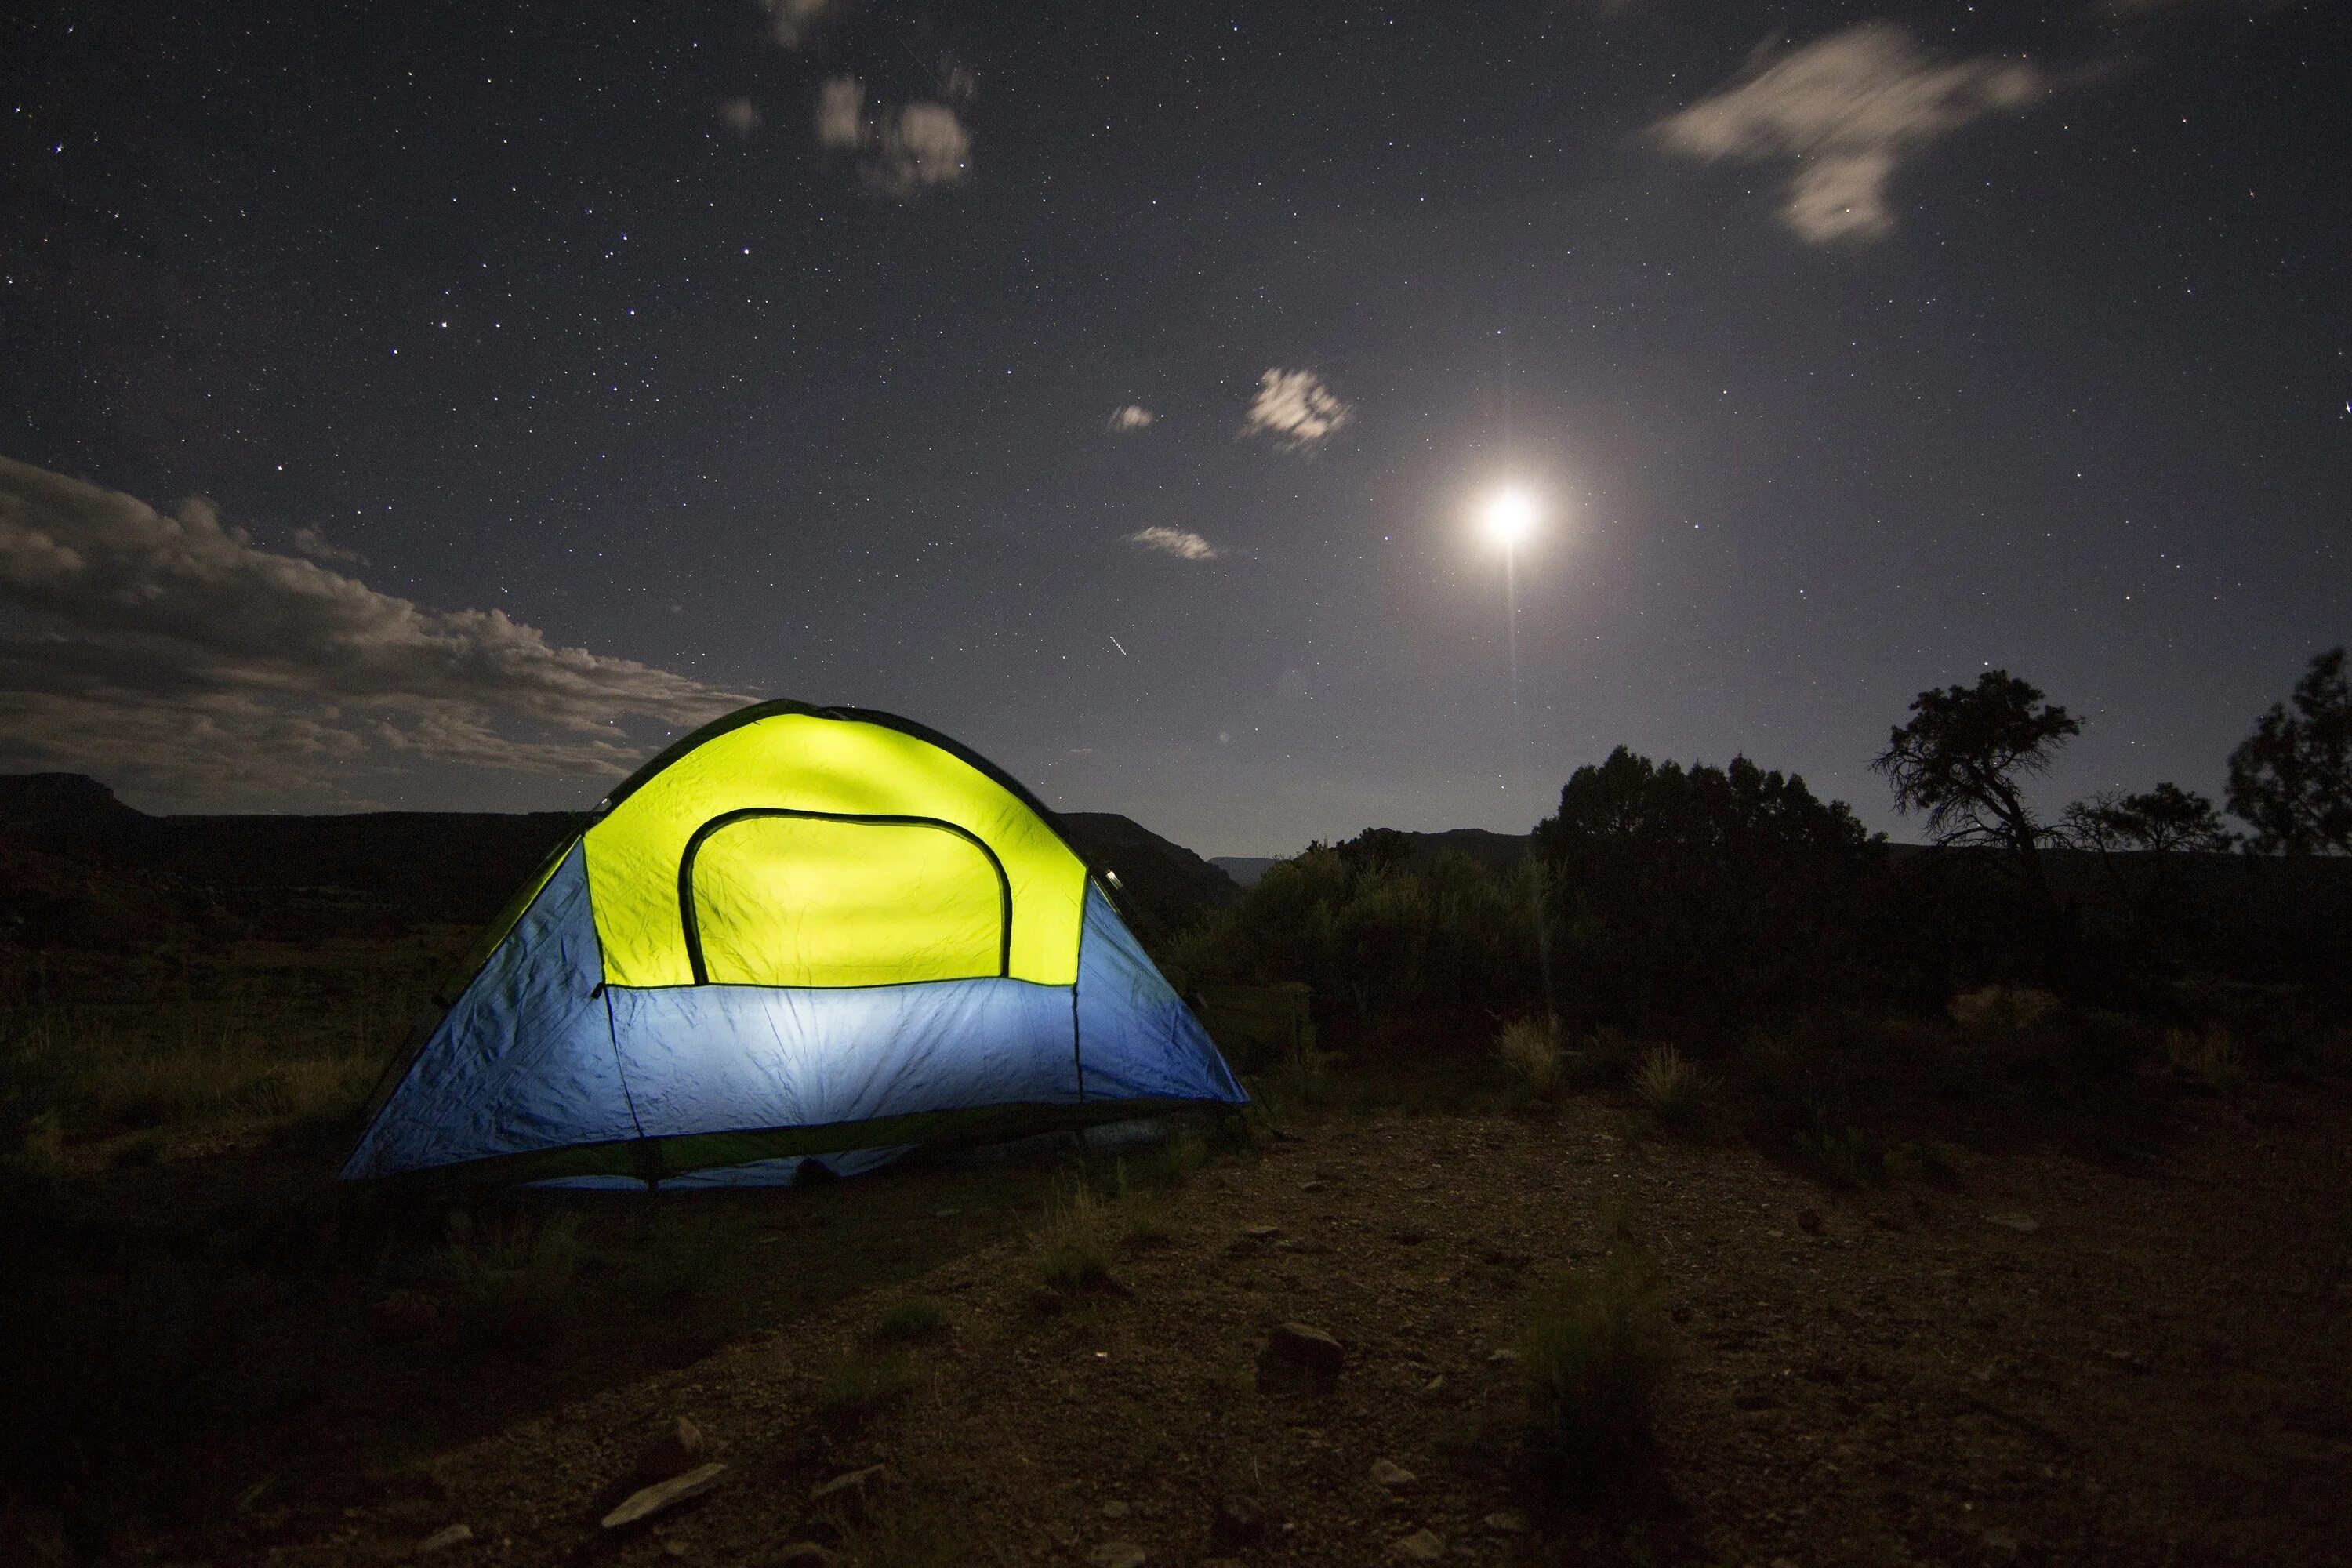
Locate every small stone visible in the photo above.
<box><xmin>1243</xmin><ymin>1224</ymin><xmax>1281</xmax><ymax>1240</ymax></box>
<box><xmin>1798</xmin><ymin>1208</ymin><xmax>1824</xmax><ymax>1234</ymax></box>
<box><xmin>1090</xmin><ymin>1543</ymin><xmax>1146</xmax><ymax>1568</ymax></box>
<box><xmin>1985</xmin><ymin>1526</ymin><xmax>2021</xmax><ymax>1553</ymax></box>
<box><xmin>601</xmin><ymin>1463</ymin><xmax>726</xmax><ymax>1530</ymax></box>
<box><xmin>808</xmin><ymin>1465</ymin><xmax>893</xmax><ymax>1507</ymax></box>
<box><xmin>1423</xmin><ymin>1374</ymin><xmax>1445</xmax><ymax>1392</ymax></box>
<box><xmin>1390</xmin><ymin>1528</ymin><xmax>1446</xmax><ymax>1561</ymax></box>
<box><xmin>1986</xmin><ymin>1213</ymin><xmax>2041</xmax><ymax>1232</ymax></box>
<box><xmin>416</xmin><ymin>1523</ymin><xmax>473</xmax><ymax>1553</ymax></box>
<box><xmin>934</xmin><ymin>1207</ymin><xmax>960</xmax><ymax>1218</ymax></box>
<box><xmin>1370</xmin><ymin>1458</ymin><xmax>1417</xmax><ymax>1491</ymax></box>
<box><xmin>1101</xmin><ymin>1500</ymin><xmax>1131</xmax><ymax>1519</ymax></box>
<box><xmin>773</xmin><ymin>1546</ymin><xmax>837</xmax><ymax>1568</ymax></box>
<box><xmin>633</xmin><ymin>1416</ymin><xmax>706</xmax><ymax>1485</ymax></box>
<box><xmin>1256</xmin><ymin>1322</ymin><xmax>1345</xmax><ymax>1390</ymax></box>
<box><xmin>1299</xmin><ymin>1180</ymin><xmax>1326</xmax><ymax>1193</ymax></box>
<box><xmin>1208</xmin><ymin>1500</ymin><xmax>1269</xmax><ymax>1553</ymax></box>
<box><xmin>1486</xmin><ymin>1348</ymin><xmax>1520</xmax><ymax>1367</ymax></box>
<box><xmin>2103</xmin><ymin>1348</ymin><xmax>2149</xmax><ymax>1372</ymax></box>
<box><xmin>1483</xmin><ymin>1511</ymin><xmax>1526</xmax><ymax>1534</ymax></box>
<box><xmin>662</xmin><ymin>1543</ymin><xmax>689</xmax><ymax>1560</ymax></box>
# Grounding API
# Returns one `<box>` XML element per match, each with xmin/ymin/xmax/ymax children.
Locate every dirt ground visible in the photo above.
<box><xmin>154</xmin><ymin>1076</ymin><xmax>2352</xmax><ymax>1568</ymax></box>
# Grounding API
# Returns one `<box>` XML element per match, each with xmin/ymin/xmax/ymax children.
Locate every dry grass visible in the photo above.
<box><xmin>1495</xmin><ymin>1015</ymin><xmax>1563</xmax><ymax>1096</ymax></box>
<box><xmin>2164</xmin><ymin>1025</ymin><xmax>2246</xmax><ymax>1091</ymax></box>
<box><xmin>1515</xmin><ymin>1246</ymin><xmax>1674</xmax><ymax>1501</ymax></box>
<box><xmin>1948</xmin><ymin>984</ymin><xmax>2060</xmax><ymax>1036</ymax></box>
<box><xmin>1631</xmin><ymin>1044</ymin><xmax>1701</xmax><ymax>1128</ymax></box>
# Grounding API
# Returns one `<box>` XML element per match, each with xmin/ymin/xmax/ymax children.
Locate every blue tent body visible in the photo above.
<box><xmin>341</xmin><ymin>703</ymin><xmax>1247</xmax><ymax>1188</ymax></box>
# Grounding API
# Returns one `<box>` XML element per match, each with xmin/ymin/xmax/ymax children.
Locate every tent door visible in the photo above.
<box><xmin>680</xmin><ymin>809</ymin><xmax>1011</xmax><ymax>987</ymax></box>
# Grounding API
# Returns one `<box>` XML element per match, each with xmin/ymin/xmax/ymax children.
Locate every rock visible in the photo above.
<box><xmin>1423</xmin><ymin>1373</ymin><xmax>1445</xmax><ymax>1392</ymax></box>
<box><xmin>1984</xmin><ymin>1526</ymin><xmax>2021</xmax><ymax>1553</ymax></box>
<box><xmin>1390</xmin><ymin>1529</ymin><xmax>1446</xmax><ymax>1561</ymax></box>
<box><xmin>1208</xmin><ymin>1500</ymin><xmax>1268</xmax><ymax>1553</ymax></box>
<box><xmin>1986</xmin><ymin>1213</ymin><xmax>2041</xmax><ymax>1232</ymax></box>
<box><xmin>1090</xmin><ymin>1543</ymin><xmax>1147</xmax><ymax>1568</ymax></box>
<box><xmin>773</xmin><ymin>1546</ymin><xmax>837</xmax><ymax>1567</ymax></box>
<box><xmin>1256</xmin><ymin>1322</ymin><xmax>1345</xmax><ymax>1391</ymax></box>
<box><xmin>1242</xmin><ymin>1224</ymin><xmax>1281</xmax><ymax>1240</ymax></box>
<box><xmin>662</xmin><ymin>1544</ymin><xmax>689</xmax><ymax>1561</ymax></box>
<box><xmin>1102</xmin><ymin>1500</ymin><xmax>1131</xmax><ymax>1519</ymax></box>
<box><xmin>1798</xmin><ymin>1208</ymin><xmax>1824</xmax><ymax>1234</ymax></box>
<box><xmin>1299</xmin><ymin>1180</ymin><xmax>1326</xmax><ymax>1193</ymax></box>
<box><xmin>416</xmin><ymin>1523</ymin><xmax>473</xmax><ymax>1553</ymax></box>
<box><xmin>1483</xmin><ymin>1511</ymin><xmax>1526</xmax><ymax>1534</ymax></box>
<box><xmin>1370</xmin><ymin>1459</ymin><xmax>1418</xmax><ymax>1492</ymax></box>
<box><xmin>808</xmin><ymin>1465</ymin><xmax>894</xmax><ymax>1508</ymax></box>
<box><xmin>633</xmin><ymin>1416</ymin><xmax>706</xmax><ymax>1485</ymax></box>
<box><xmin>601</xmin><ymin>1463</ymin><xmax>727</xmax><ymax>1530</ymax></box>
<box><xmin>1486</xmin><ymin>1348</ymin><xmax>1521</xmax><ymax>1367</ymax></box>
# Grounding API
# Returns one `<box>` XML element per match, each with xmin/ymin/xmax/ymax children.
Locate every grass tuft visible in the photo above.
<box><xmin>812</xmin><ymin>1346</ymin><xmax>920</xmax><ymax>1436</ymax></box>
<box><xmin>1948</xmin><ymin>985</ymin><xmax>2060</xmax><ymax>1036</ymax></box>
<box><xmin>2163</xmin><ymin>1025</ymin><xmax>2246</xmax><ymax>1091</ymax></box>
<box><xmin>1033</xmin><ymin>1181</ymin><xmax>1121</xmax><ymax>1297</ymax></box>
<box><xmin>1631</xmin><ymin>1045</ymin><xmax>1701</xmax><ymax>1128</ymax></box>
<box><xmin>1495</xmin><ymin>1016</ymin><xmax>1563</xmax><ymax>1098</ymax></box>
<box><xmin>870</xmin><ymin>1297</ymin><xmax>950</xmax><ymax>1345</ymax></box>
<box><xmin>1515</xmin><ymin>1247</ymin><xmax>1673</xmax><ymax>1502</ymax></box>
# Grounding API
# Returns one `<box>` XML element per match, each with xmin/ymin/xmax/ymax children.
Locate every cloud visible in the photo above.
<box><xmin>814</xmin><ymin>78</ymin><xmax>971</xmax><ymax>194</ymax></box>
<box><xmin>1127</xmin><ymin>527</ymin><xmax>1218</xmax><ymax>561</ymax></box>
<box><xmin>1652</xmin><ymin>24</ymin><xmax>2045</xmax><ymax>243</ymax></box>
<box><xmin>1107</xmin><ymin>405</ymin><xmax>1156</xmax><ymax>432</ymax></box>
<box><xmin>762</xmin><ymin>0</ymin><xmax>835</xmax><ymax>48</ymax></box>
<box><xmin>719</xmin><ymin>97</ymin><xmax>764</xmax><ymax>137</ymax></box>
<box><xmin>815</xmin><ymin>76</ymin><xmax>868</xmax><ymax>150</ymax></box>
<box><xmin>289</xmin><ymin>524</ymin><xmax>366</xmax><ymax>566</ymax></box>
<box><xmin>0</xmin><ymin>456</ymin><xmax>746</xmax><ymax>808</ymax></box>
<box><xmin>1243</xmin><ymin>368</ymin><xmax>1352</xmax><ymax>451</ymax></box>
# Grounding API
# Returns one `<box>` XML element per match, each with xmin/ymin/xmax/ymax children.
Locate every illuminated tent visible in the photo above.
<box><xmin>341</xmin><ymin>702</ymin><xmax>1246</xmax><ymax>1188</ymax></box>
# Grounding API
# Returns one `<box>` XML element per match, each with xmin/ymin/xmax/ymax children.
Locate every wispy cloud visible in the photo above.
<box><xmin>1652</xmin><ymin>24</ymin><xmax>2045</xmax><ymax>244</ymax></box>
<box><xmin>1243</xmin><ymin>368</ymin><xmax>1351</xmax><ymax>452</ymax></box>
<box><xmin>1127</xmin><ymin>526</ymin><xmax>1218</xmax><ymax>561</ymax></box>
<box><xmin>289</xmin><ymin>524</ymin><xmax>366</xmax><ymax>566</ymax></box>
<box><xmin>761</xmin><ymin>0</ymin><xmax>835</xmax><ymax>49</ymax></box>
<box><xmin>1107</xmin><ymin>405</ymin><xmax>1156</xmax><ymax>432</ymax></box>
<box><xmin>719</xmin><ymin>97</ymin><xmax>764</xmax><ymax>137</ymax></box>
<box><xmin>813</xmin><ymin>77</ymin><xmax>971</xmax><ymax>195</ymax></box>
<box><xmin>0</xmin><ymin>456</ymin><xmax>744</xmax><ymax>808</ymax></box>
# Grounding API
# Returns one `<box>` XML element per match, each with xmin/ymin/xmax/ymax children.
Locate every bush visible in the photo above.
<box><xmin>2164</xmin><ymin>1025</ymin><xmax>2246</xmax><ymax>1091</ymax></box>
<box><xmin>1515</xmin><ymin>1247</ymin><xmax>1673</xmax><ymax>1497</ymax></box>
<box><xmin>1495</xmin><ymin>1016</ymin><xmax>1563</xmax><ymax>1097</ymax></box>
<box><xmin>1948</xmin><ymin>985</ymin><xmax>2060</xmax><ymax>1036</ymax></box>
<box><xmin>1631</xmin><ymin>1045</ymin><xmax>1700</xmax><ymax>1128</ymax></box>
<box><xmin>1793</xmin><ymin>1123</ymin><xmax>1881</xmax><ymax>1190</ymax></box>
<box><xmin>812</xmin><ymin>1347</ymin><xmax>919</xmax><ymax>1435</ymax></box>
<box><xmin>870</xmin><ymin>1297</ymin><xmax>950</xmax><ymax>1345</ymax></box>
<box><xmin>1033</xmin><ymin>1181</ymin><xmax>1120</xmax><ymax>1297</ymax></box>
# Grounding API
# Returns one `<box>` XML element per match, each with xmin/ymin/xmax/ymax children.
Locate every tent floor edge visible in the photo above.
<box><xmin>343</xmin><ymin>1095</ymin><xmax>1235</xmax><ymax>1189</ymax></box>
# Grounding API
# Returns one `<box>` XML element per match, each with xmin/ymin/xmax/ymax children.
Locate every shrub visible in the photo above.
<box><xmin>1033</xmin><ymin>1181</ymin><xmax>1120</xmax><ymax>1297</ymax></box>
<box><xmin>812</xmin><ymin>1347</ymin><xmax>919</xmax><ymax>1435</ymax></box>
<box><xmin>1495</xmin><ymin>1016</ymin><xmax>1563</xmax><ymax>1097</ymax></box>
<box><xmin>1515</xmin><ymin>1248</ymin><xmax>1673</xmax><ymax>1497</ymax></box>
<box><xmin>870</xmin><ymin>1297</ymin><xmax>950</xmax><ymax>1345</ymax></box>
<box><xmin>1630</xmin><ymin>1045</ymin><xmax>1700</xmax><ymax>1128</ymax></box>
<box><xmin>1947</xmin><ymin>985</ymin><xmax>2059</xmax><ymax>1036</ymax></box>
<box><xmin>1793</xmin><ymin>1123</ymin><xmax>1880</xmax><ymax>1189</ymax></box>
<box><xmin>2163</xmin><ymin>1025</ymin><xmax>2246</xmax><ymax>1091</ymax></box>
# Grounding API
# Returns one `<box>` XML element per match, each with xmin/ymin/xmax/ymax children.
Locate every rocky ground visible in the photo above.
<box><xmin>165</xmin><ymin>1080</ymin><xmax>2349</xmax><ymax>1568</ymax></box>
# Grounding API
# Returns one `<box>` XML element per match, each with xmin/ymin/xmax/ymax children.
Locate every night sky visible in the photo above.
<box><xmin>2</xmin><ymin>0</ymin><xmax>2344</xmax><ymax>857</ymax></box>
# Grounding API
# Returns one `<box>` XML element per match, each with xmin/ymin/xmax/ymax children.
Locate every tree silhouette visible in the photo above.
<box><xmin>1874</xmin><ymin>671</ymin><xmax>2081</xmax><ymax>909</ymax></box>
<box><xmin>2064</xmin><ymin>782</ymin><xmax>2233</xmax><ymax>855</ymax></box>
<box><xmin>2227</xmin><ymin>647</ymin><xmax>2352</xmax><ymax>855</ymax></box>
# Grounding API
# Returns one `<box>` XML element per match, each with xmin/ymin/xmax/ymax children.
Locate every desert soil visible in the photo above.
<box><xmin>173</xmin><ymin>1083</ymin><xmax>2350</xmax><ymax>1568</ymax></box>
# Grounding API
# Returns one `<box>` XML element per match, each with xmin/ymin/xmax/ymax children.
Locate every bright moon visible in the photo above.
<box><xmin>1481</xmin><ymin>487</ymin><xmax>1541</xmax><ymax>547</ymax></box>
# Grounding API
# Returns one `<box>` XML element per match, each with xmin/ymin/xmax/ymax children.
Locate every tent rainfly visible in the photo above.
<box><xmin>342</xmin><ymin>702</ymin><xmax>1247</xmax><ymax>1188</ymax></box>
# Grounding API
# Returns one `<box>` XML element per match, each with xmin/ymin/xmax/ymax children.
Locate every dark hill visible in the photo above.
<box><xmin>0</xmin><ymin>776</ymin><xmax>1237</xmax><ymax>946</ymax></box>
<box><xmin>1057</xmin><ymin>811</ymin><xmax>1240</xmax><ymax>940</ymax></box>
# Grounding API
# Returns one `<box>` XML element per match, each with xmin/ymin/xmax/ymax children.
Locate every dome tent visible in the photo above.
<box><xmin>341</xmin><ymin>701</ymin><xmax>1247</xmax><ymax>1189</ymax></box>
